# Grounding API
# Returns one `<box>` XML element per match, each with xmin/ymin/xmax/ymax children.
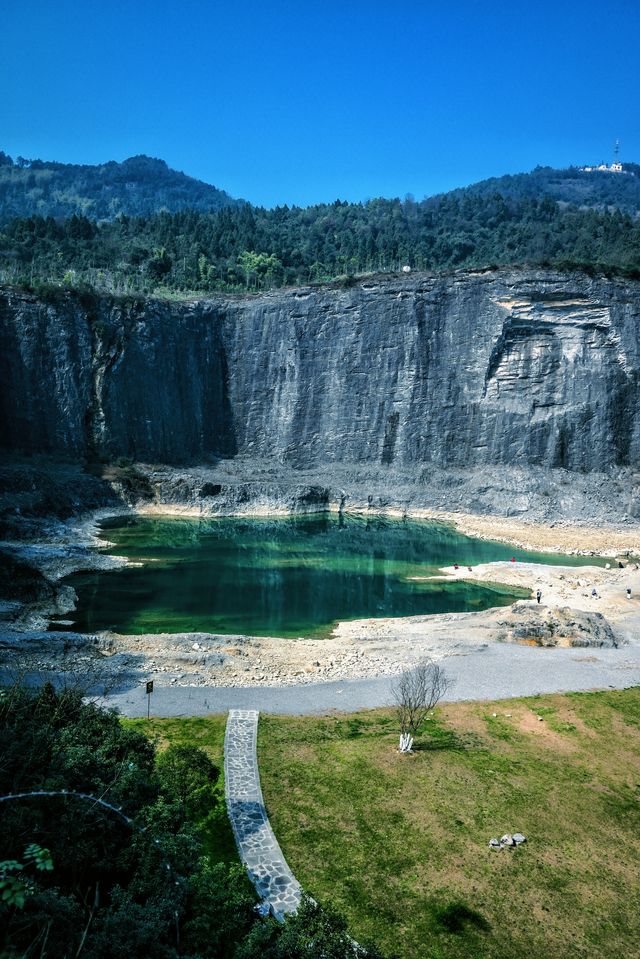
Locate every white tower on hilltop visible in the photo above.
<box><xmin>611</xmin><ymin>139</ymin><xmax>623</xmax><ymax>172</ymax></box>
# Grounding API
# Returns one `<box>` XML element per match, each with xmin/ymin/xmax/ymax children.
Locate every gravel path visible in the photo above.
<box><xmin>104</xmin><ymin>643</ymin><xmax>640</xmax><ymax>717</ymax></box>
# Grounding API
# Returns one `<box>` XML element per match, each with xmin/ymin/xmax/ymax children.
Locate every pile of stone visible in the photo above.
<box><xmin>489</xmin><ymin>833</ymin><xmax>526</xmax><ymax>849</ymax></box>
<box><xmin>497</xmin><ymin>604</ymin><xmax>617</xmax><ymax>648</ymax></box>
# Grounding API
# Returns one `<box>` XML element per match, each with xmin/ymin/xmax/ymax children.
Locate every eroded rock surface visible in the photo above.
<box><xmin>495</xmin><ymin>603</ymin><xmax>618</xmax><ymax>647</ymax></box>
<box><xmin>2</xmin><ymin>269</ymin><xmax>640</xmax><ymax>483</ymax></box>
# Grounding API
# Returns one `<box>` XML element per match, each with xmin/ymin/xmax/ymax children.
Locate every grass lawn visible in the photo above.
<box><xmin>126</xmin><ymin>689</ymin><xmax>640</xmax><ymax>959</ymax></box>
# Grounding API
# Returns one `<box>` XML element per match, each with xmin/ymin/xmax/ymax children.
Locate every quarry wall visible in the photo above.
<box><xmin>2</xmin><ymin>269</ymin><xmax>639</xmax><ymax>473</ymax></box>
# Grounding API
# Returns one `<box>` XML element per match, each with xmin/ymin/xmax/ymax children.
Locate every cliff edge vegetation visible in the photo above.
<box><xmin>2</xmin><ymin>152</ymin><xmax>640</xmax><ymax>296</ymax></box>
<box><xmin>2</xmin><ymin>195</ymin><xmax>639</xmax><ymax>298</ymax></box>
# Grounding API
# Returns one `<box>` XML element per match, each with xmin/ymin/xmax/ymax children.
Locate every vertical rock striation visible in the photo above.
<box><xmin>1</xmin><ymin>269</ymin><xmax>639</xmax><ymax>473</ymax></box>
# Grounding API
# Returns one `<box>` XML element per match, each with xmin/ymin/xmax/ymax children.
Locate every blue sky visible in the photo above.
<box><xmin>2</xmin><ymin>0</ymin><xmax>639</xmax><ymax>207</ymax></box>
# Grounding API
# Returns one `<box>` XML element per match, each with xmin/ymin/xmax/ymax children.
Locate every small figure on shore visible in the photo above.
<box><xmin>467</xmin><ymin>566</ymin><xmax>473</xmax><ymax>572</ymax></box>
<box><xmin>536</xmin><ymin>589</ymin><xmax>542</xmax><ymax>604</ymax></box>
<box><xmin>510</xmin><ymin>556</ymin><xmax>516</xmax><ymax>563</ymax></box>
<box><xmin>592</xmin><ymin>587</ymin><xmax>599</xmax><ymax>599</ymax></box>
<box><xmin>626</xmin><ymin>587</ymin><xmax>632</xmax><ymax>600</ymax></box>
<box><xmin>454</xmin><ymin>563</ymin><xmax>459</xmax><ymax>570</ymax></box>
<box><xmin>618</xmin><ymin>561</ymin><xmax>625</xmax><ymax>569</ymax></box>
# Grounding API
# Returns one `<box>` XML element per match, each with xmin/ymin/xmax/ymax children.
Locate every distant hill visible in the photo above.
<box><xmin>2</xmin><ymin>151</ymin><xmax>640</xmax><ymax>295</ymax></box>
<box><xmin>0</xmin><ymin>151</ymin><xmax>242</xmax><ymax>223</ymax></box>
<box><xmin>3</xmin><ymin>150</ymin><xmax>639</xmax><ymax>226</ymax></box>
<box><xmin>446</xmin><ymin>163</ymin><xmax>640</xmax><ymax>214</ymax></box>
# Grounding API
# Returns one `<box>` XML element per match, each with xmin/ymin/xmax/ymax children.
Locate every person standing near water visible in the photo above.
<box><xmin>536</xmin><ymin>589</ymin><xmax>542</xmax><ymax>604</ymax></box>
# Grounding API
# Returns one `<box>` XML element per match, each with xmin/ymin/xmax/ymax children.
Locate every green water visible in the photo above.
<box><xmin>54</xmin><ymin>514</ymin><xmax>602</xmax><ymax>638</ymax></box>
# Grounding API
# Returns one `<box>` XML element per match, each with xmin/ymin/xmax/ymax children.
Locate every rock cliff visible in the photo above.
<box><xmin>1</xmin><ymin>269</ymin><xmax>639</xmax><ymax>476</ymax></box>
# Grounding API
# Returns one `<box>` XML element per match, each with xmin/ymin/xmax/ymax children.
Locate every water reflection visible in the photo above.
<box><xmin>54</xmin><ymin>513</ymin><xmax>599</xmax><ymax>638</ymax></box>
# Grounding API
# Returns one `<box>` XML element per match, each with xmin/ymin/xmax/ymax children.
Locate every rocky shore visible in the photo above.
<box><xmin>2</xmin><ymin>491</ymin><xmax>639</xmax><ymax>694</ymax></box>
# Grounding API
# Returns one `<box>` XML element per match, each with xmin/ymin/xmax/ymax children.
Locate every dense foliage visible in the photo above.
<box><xmin>0</xmin><ymin>683</ymin><xmax>386</xmax><ymax>958</ymax></box>
<box><xmin>449</xmin><ymin>163</ymin><xmax>640</xmax><ymax>214</ymax></box>
<box><xmin>1</xmin><ymin>192</ymin><xmax>640</xmax><ymax>297</ymax></box>
<box><xmin>0</xmin><ymin>152</ymin><xmax>240</xmax><ymax>224</ymax></box>
<box><xmin>1</xmin><ymin>149</ymin><xmax>640</xmax><ymax>296</ymax></box>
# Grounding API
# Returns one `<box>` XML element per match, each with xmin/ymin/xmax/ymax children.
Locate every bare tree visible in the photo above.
<box><xmin>391</xmin><ymin>659</ymin><xmax>452</xmax><ymax>752</ymax></box>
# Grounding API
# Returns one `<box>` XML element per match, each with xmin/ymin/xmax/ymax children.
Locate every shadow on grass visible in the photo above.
<box><xmin>434</xmin><ymin>900</ymin><xmax>491</xmax><ymax>934</ymax></box>
<box><xmin>199</xmin><ymin>795</ymin><xmax>242</xmax><ymax>866</ymax></box>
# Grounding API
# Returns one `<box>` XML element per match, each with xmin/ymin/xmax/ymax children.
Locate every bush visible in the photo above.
<box><xmin>0</xmin><ymin>683</ymin><xmax>387</xmax><ymax>958</ymax></box>
<box><xmin>156</xmin><ymin>743</ymin><xmax>220</xmax><ymax>818</ymax></box>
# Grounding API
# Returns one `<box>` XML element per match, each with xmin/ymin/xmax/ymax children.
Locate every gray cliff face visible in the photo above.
<box><xmin>0</xmin><ymin>294</ymin><xmax>234</xmax><ymax>462</ymax></box>
<box><xmin>1</xmin><ymin>269</ymin><xmax>639</xmax><ymax>473</ymax></box>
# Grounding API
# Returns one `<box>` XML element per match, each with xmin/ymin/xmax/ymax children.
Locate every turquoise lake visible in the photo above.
<box><xmin>53</xmin><ymin>514</ymin><xmax>602</xmax><ymax>638</ymax></box>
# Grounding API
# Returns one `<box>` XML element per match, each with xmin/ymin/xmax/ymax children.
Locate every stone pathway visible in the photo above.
<box><xmin>224</xmin><ymin>708</ymin><xmax>302</xmax><ymax>919</ymax></box>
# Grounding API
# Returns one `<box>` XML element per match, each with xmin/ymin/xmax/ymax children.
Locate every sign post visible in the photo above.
<box><xmin>146</xmin><ymin>680</ymin><xmax>154</xmax><ymax>720</ymax></box>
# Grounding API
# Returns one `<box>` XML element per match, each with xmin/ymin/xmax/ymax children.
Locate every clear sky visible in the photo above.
<box><xmin>2</xmin><ymin>0</ymin><xmax>639</xmax><ymax>207</ymax></box>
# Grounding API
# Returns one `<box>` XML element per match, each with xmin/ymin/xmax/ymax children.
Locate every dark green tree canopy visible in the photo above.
<box><xmin>0</xmin><ymin>153</ymin><xmax>242</xmax><ymax>224</ymax></box>
<box><xmin>1</xmin><ymin>190</ymin><xmax>639</xmax><ymax>297</ymax></box>
<box><xmin>0</xmin><ymin>683</ymin><xmax>387</xmax><ymax>958</ymax></box>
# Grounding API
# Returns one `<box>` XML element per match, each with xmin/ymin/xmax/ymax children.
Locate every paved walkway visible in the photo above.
<box><xmin>104</xmin><ymin>643</ymin><xmax>640</xmax><ymax>717</ymax></box>
<box><xmin>224</xmin><ymin>709</ymin><xmax>302</xmax><ymax>919</ymax></box>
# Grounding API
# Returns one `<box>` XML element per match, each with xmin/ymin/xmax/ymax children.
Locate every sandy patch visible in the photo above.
<box><xmin>381</xmin><ymin>507</ymin><xmax>640</xmax><ymax>557</ymax></box>
<box><xmin>517</xmin><ymin>709</ymin><xmax>572</xmax><ymax>750</ymax></box>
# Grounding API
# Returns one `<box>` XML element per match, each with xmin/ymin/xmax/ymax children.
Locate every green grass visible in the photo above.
<box><xmin>125</xmin><ymin>689</ymin><xmax>640</xmax><ymax>959</ymax></box>
<box><xmin>125</xmin><ymin>715</ymin><xmax>238</xmax><ymax>866</ymax></box>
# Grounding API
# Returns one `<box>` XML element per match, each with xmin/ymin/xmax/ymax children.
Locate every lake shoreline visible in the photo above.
<box><xmin>2</xmin><ymin>506</ymin><xmax>640</xmax><ymax>701</ymax></box>
<box><xmin>134</xmin><ymin>501</ymin><xmax>640</xmax><ymax>558</ymax></box>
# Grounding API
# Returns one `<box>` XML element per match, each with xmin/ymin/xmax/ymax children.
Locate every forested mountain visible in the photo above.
<box><xmin>1</xmin><ymin>149</ymin><xmax>640</xmax><ymax>296</ymax></box>
<box><xmin>448</xmin><ymin>164</ymin><xmax>640</xmax><ymax>214</ymax></box>
<box><xmin>2</xmin><ymin>194</ymin><xmax>639</xmax><ymax>296</ymax></box>
<box><xmin>0</xmin><ymin>151</ymin><xmax>241</xmax><ymax>223</ymax></box>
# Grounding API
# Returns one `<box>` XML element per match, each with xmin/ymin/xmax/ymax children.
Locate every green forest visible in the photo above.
<box><xmin>450</xmin><ymin>162</ymin><xmax>640</xmax><ymax>213</ymax></box>
<box><xmin>0</xmin><ymin>152</ymin><xmax>239</xmax><ymax>223</ymax></box>
<box><xmin>1</xmin><ymin>150</ymin><xmax>640</xmax><ymax>296</ymax></box>
<box><xmin>1</xmin><ymin>194</ymin><xmax>640</xmax><ymax>297</ymax></box>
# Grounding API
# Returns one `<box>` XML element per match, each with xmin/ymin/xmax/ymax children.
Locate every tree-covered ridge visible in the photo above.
<box><xmin>2</xmin><ymin>192</ymin><xmax>640</xmax><ymax>296</ymax></box>
<box><xmin>2</xmin><ymin>149</ymin><xmax>640</xmax><ymax>226</ymax></box>
<box><xmin>447</xmin><ymin>164</ymin><xmax>640</xmax><ymax>214</ymax></box>
<box><xmin>0</xmin><ymin>151</ymin><xmax>242</xmax><ymax>224</ymax></box>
